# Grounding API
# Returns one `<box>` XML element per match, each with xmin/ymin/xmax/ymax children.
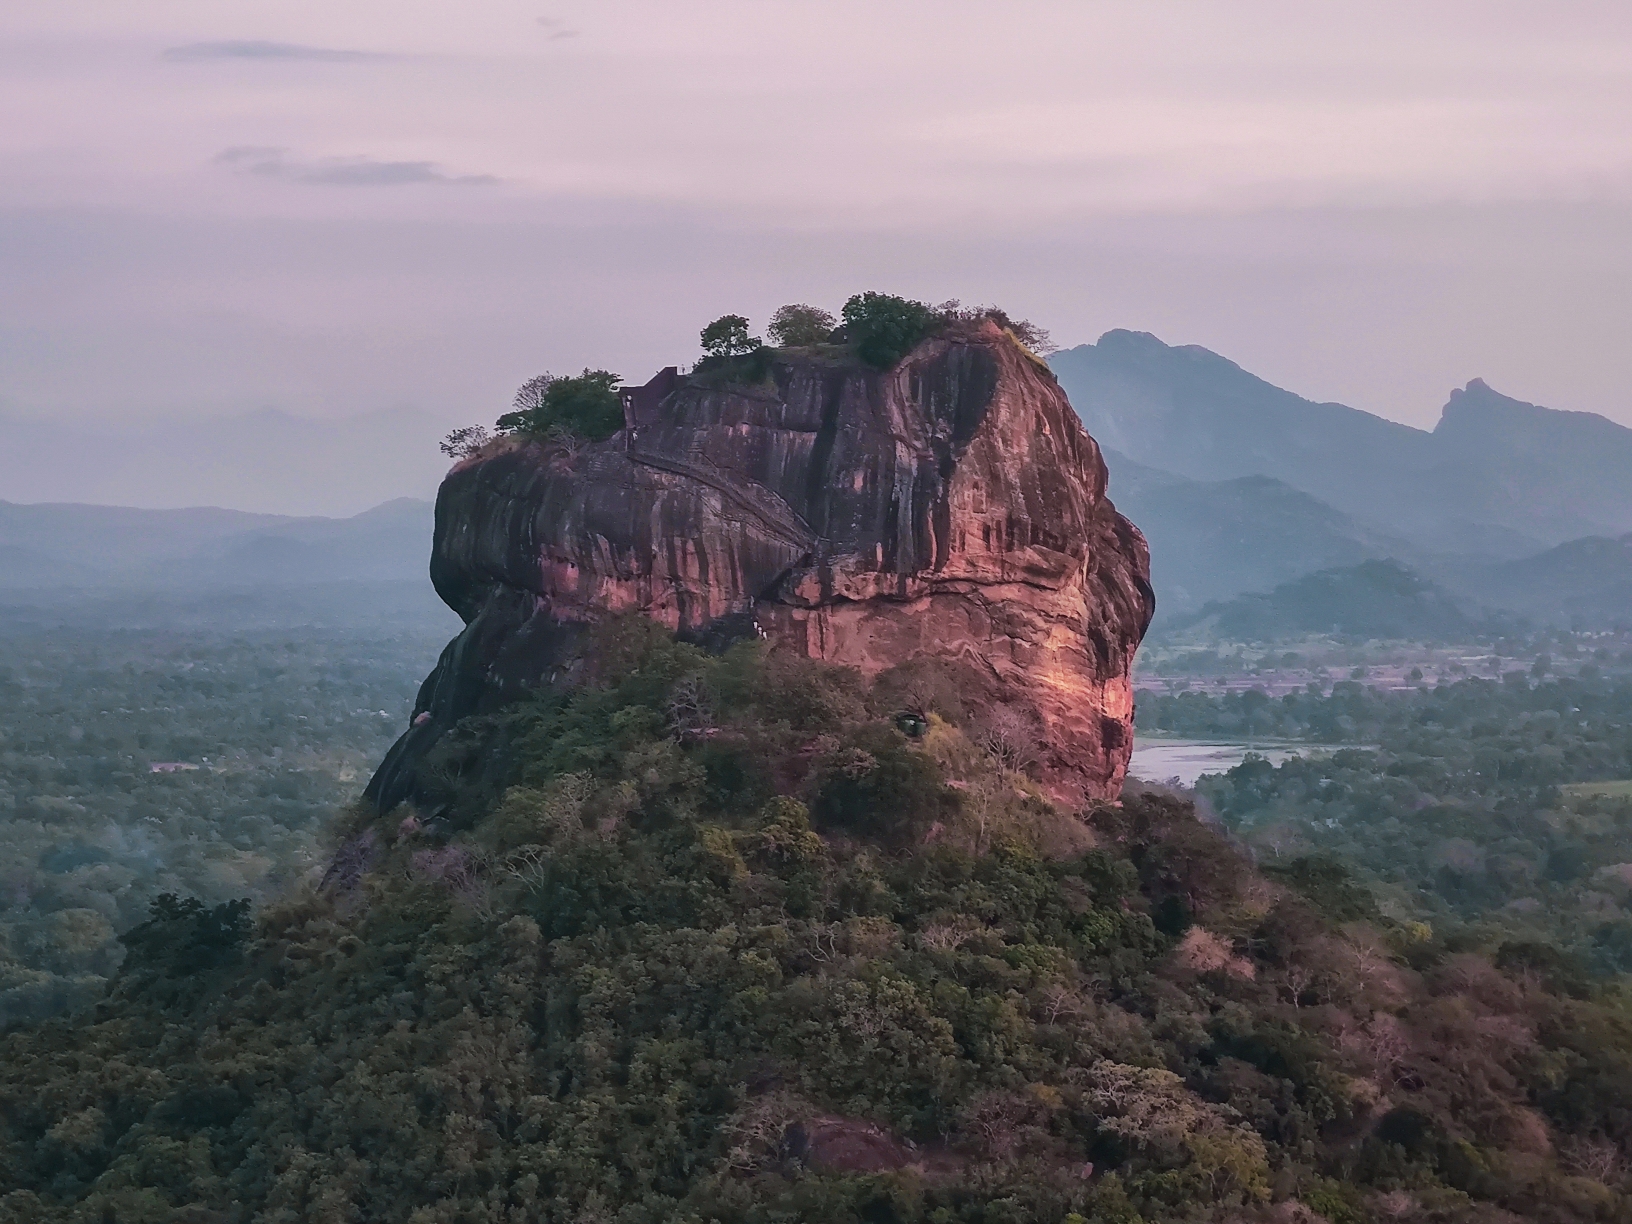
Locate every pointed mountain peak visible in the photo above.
<box><xmin>1445</xmin><ymin>377</ymin><xmax>1517</xmax><ymax>410</ymax></box>
<box><xmin>1435</xmin><ymin>378</ymin><xmax>1631</xmax><ymax>447</ymax></box>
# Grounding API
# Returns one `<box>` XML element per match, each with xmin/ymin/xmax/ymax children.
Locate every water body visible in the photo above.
<box><xmin>1129</xmin><ymin>739</ymin><xmax>1308</xmax><ymax>788</ymax></box>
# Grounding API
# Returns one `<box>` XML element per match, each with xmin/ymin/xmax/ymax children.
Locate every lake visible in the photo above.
<box><xmin>1128</xmin><ymin>738</ymin><xmax>1308</xmax><ymax>788</ymax></box>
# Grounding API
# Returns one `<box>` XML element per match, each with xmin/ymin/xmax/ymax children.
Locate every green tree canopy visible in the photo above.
<box><xmin>840</xmin><ymin>292</ymin><xmax>941</xmax><ymax>368</ymax></box>
<box><xmin>496</xmin><ymin>369</ymin><xmax>624</xmax><ymax>441</ymax></box>
<box><xmin>699</xmin><ymin>314</ymin><xmax>761</xmax><ymax>359</ymax></box>
<box><xmin>767</xmin><ymin>303</ymin><xmax>837</xmax><ymax>347</ymax></box>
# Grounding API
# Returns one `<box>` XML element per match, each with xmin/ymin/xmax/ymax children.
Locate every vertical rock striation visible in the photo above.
<box><xmin>368</xmin><ymin>320</ymin><xmax>1154</xmax><ymax>811</ymax></box>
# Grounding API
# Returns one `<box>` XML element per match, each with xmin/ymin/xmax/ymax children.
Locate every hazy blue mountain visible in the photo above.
<box><xmin>1461</xmin><ymin>533</ymin><xmax>1632</xmax><ymax>629</ymax></box>
<box><xmin>1105</xmin><ymin>438</ymin><xmax>1632</xmax><ymax>634</ymax></box>
<box><xmin>1056</xmin><ymin>331</ymin><xmax>1632</xmax><ymax>552</ymax></box>
<box><xmin>1173</xmin><ymin>559</ymin><xmax>1480</xmax><ymax>642</ymax></box>
<box><xmin>1055</xmin><ymin>331</ymin><xmax>1435</xmax><ymax>543</ymax></box>
<box><xmin>0</xmin><ymin>497</ymin><xmax>434</xmax><ymax>589</ymax></box>
<box><xmin>0</xmin><ymin>544</ymin><xmax>97</xmax><ymax>587</ymax></box>
<box><xmin>1430</xmin><ymin>381</ymin><xmax>1632</xmax><ymax>544</ymax></box>
<box><xmin>1104</xmin><ymin>450</ymin><xmax>1418</xmax><ymax>619</ymax></box>
<box><xmin>1061</xmin><ymin>331</ymin><xmax>1425</xmax><ymax>490</ymax></box>
<box><xmin>175</xmin><ymin>497</ymin><xmax>435</xmax><ymax>584</ymax></box>
<box><xmin>0</xmin><ymin>500</ymin><xmax>288</xmax><ymax>575</ymax></box>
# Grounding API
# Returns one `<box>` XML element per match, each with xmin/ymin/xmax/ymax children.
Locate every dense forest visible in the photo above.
<box><xmin>0</xmin><ymin>619</ymin><xmax>445</xmax><ymax>1026</ymax></box>
<box><xmin>7</xmin><ymin>620</ymin><xmax>1632</xmax><ymax>1222</ymax></box>
<box><xmin>1138</xmin><ymin>668</ymin><xmax>1632</xmax><ymax>983</ymax></box>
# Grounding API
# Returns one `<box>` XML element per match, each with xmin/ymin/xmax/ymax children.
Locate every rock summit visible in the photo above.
<box><xmin>370</xmin><ymin>319</ymin><xmax>1153</xmax><ymax>810</ymax></box>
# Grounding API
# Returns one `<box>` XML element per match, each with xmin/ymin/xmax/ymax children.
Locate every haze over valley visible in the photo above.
<box><xmin>10</xmin><ymin>326</ymin><xmax>1628</xmax><ymax>640</ymax></box>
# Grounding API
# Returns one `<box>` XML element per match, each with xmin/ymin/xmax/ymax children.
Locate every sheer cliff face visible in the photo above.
<box><xmin>368</xmin><ymin>321</ymin><xmax>1154</xmax><ymax>811</ymax></box>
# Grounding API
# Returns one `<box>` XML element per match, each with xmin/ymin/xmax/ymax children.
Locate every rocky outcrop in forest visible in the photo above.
<box><xmin>369</xmin><ymin>319</ymin><xmax>1153</xmax><ymax>811</ymax></box>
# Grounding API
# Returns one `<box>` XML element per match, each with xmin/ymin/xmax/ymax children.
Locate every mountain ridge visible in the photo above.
<box><xmin>1171</xmin><ymin>558</ymin><xmax>1483</xmax><ymax>643</ymax></box>
<box><xmin>1102</xmin><ymin>451</ymin><xmax>1423</xmax><ymax>620</ymax></box>
<box><xmin>0</xmin><ymin>497</ymin><xmax>434</xmax><ymax>588</ymax></box>
<box><xmin>1460</xmin><ymin>532</ymin><xmax>1632</xmax><ymax>630</ymax></box>
<box><xmin>1054</xmin><ymin>330</ymin><xmax>1632</xmax><ymax>552</ymax></box>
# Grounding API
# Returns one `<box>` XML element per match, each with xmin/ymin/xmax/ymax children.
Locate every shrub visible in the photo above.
<box><xmin>495</xmin><ymin>368</ymin><xmax>624</xmax><ymax>441</ymax></box>
<box><xmin>439</xmin><ymin>424</ymin><xmax>491</xmax><ymax>458</ymax></box>
<box><xmin>693</xmin><ymin>315</ymin><xmax>774</xmax><ymax>386</ymax></box>
<box><xmin>990</xmin><ymin>309</ymin><xmax>1054</xmax><ymax>354</ymax></box>
<box><xmin>937</xmin><ymin>299</ymin><xmax>1056</xmax><ymax>354</ymax></box>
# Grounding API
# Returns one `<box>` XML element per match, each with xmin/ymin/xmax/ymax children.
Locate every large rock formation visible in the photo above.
<box><xmin>368</xmin><ymin>320</ymin><xmax>1153</xmax><ymax>811</ymax></box>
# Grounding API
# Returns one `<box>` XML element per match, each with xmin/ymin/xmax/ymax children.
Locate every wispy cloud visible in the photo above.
<box><xmin>536</xmin><ymin>16</ymin><xmax>581</xmax><ymax>41</ymax></box>
<box><xmin>163</xmin><ymin>40</ymin><xmax>384</xmax><ymax>63</ymax></box>
<box><xmin>213</xmin><ymin>147</ymin><xmax>499</xmax><ymax>187</ymax></box>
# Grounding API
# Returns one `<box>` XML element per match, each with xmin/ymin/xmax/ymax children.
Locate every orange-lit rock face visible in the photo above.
<box><xmin>368</xmin><ymin>321</ymin><xmax>1154</xmax><ymax>812</ymax></box>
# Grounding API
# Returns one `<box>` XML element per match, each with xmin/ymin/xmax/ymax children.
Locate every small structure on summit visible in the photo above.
<box><xmin>618</xmin><ymin>366</ymin><xmax>681</xmax><ymax>432</ymax></box>
<box><xmin>370</xmin><ymin>315</ymin><xmax>1154</xmax><ymax>811</ymax></box>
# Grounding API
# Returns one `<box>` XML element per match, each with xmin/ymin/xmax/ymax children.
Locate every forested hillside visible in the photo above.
<box><xmin>1102</xmin><ymin>459</ymin><xmax>1418</xmax><ymax>621</ymax></box>
<box><xmin>1171</xmin><ymin>561</ymin><xmax>1482</xmax><ymax>643</ymax></box>
<box><xmin>7</xmin><ymin>621</ymin><xmax>1632</xmax><ymax>1222</ymax></box>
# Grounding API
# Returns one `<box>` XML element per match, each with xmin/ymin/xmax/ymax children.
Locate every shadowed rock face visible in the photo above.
<box><xmin>368</xmin><ymin>321</ymin><xmax>1153</xmax><ymax>811</ymax></box>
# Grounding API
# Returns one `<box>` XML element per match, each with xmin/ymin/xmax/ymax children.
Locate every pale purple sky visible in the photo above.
<box><xmin>2</xmin><ymin>1</ymin><xmax>1630</xmax><ymax>513</ymax></box>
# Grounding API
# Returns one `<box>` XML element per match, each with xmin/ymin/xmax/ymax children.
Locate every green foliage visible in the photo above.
<box><xmin>841</xmin><ymin>292</ymin><xmax>942</xmax><ymax>368</ymax></box>
<box><xmin>1302</xmin><ymin>1177</ymin><xmax>1368</xmax><ymax>1224</ymax></box>
<box><xmin>10</xmin><ymin>619</ymin><xmax>1632</xmax><ymax>1220</ymax></box>
<box><xmin>1262</xmin><ymin>856</ymin><xmax>1380</xmax><ymax>923</ymax></box>
<box><xmin>811</xmin><ymin>723</ymin><xmax>959</xmax><ymax>846</ymax></box>
<box><xmin>692</xmin><ymin>314</ymin><xmax>773</xmax><ymax>387</ymax></box>
<box><xmin>1155</xmin><ymin>672</ymin><xmax>1632</xmax><ymax>966</ymax></box>
<box><xmin>0</xmin><ymin>619</ymin><xmax>439</xmax><ymax>1026</ymax></box>
<box><xmin>117</xmin><ymin>895</ymin><xmax>251</xmax><ymax>990</ymax></box>
<box><xmin>1494</xmin><ymin>939</ymin><xmax>1591</xmax><ymax>997</ymax></box>
<box><xmin>495</xmin><ymin>368</ymin><xmax>624</xmax><ymax>441</ymax></box>
<box><xmin>767</xmin><ymin>303</ymin><xmax>837</xmax><ymax>347</ymax></box>
<box><xmin>699</xmin><ymin>313</ymin><xmax>761</xmax><ymax>359</ymax></box>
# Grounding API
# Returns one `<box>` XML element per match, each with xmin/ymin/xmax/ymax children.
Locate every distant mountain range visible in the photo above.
<box><xmin>1054</xmin><ymin>331</ymin><xmax>1632</xmax><ymax>630</ymax></box>
<box><xmin>1055</xmin><ymin>330</ymin><xmax>1632</xmax><ymax>555</ymax></box>
<box><xmin>0</xmin><ymin>497</ymin><xmax>434</xmax><ymax>589</ymax></box>
<box><xmin>1101</xmin><ymin>452</ymin><xmax>1421</xmax><ymax>616</ymax></box>
<box><xmin>1169</xmin><ymin>545</ymin><xmax>1632</xmax><ymax>644</ymax></box>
